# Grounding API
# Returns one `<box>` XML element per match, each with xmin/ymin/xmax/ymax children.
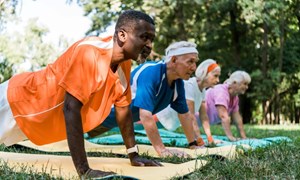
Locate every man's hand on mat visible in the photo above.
<box><xmin>160</xmin><ymin>148</ymin><xmax>190</xmax><ymax>158</ymax></box>
<box><xmin>129</xmin><ymin>152</ymin><xmax>162</xmax><ymax>166</ymax></box>
<box><xmin>83</xmin><ymin>168</ymin><xmax>116</xmax><ymax>179</ymax></box>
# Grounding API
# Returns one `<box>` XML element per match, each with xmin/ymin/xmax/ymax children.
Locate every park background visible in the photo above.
<box><xmin>1</xmin><ymin>0</ymin><xmax>299</xmax><ymax>125</ymax></box>
<box><xmin>0</xmin><ymin>0</ymin><xmax>300</xmax><ymax>179</ymax></box>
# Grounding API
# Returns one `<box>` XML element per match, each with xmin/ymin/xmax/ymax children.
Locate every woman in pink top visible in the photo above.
<box><xmin>205</xmin><ymin>70</ymin><xmax>251</xmax><ymax>141</ymax></box>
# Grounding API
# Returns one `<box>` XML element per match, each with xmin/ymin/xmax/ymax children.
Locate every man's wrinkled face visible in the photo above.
<box><xmin>173</xmin><ymin>53</ymin><xmax>198</xmax><ymax>80</ymax></box>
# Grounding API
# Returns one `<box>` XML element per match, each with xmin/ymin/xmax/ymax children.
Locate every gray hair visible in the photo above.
<box><xmin>225</xmin><ymin>70</ymin><xmax>251</xmax><ymax>84</ymax></box>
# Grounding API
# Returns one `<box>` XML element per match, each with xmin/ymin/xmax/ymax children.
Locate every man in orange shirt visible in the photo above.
<box><xmin>0</xmin><ymin>10</ymin><xmax>161</xmax><ymax>178</ymax></box>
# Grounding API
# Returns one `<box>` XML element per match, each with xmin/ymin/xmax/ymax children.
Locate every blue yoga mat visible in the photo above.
<box><xmin>87</xmin><ymin>134</ymin><xmax>188</xmax><ymax>147</ymax></box>
<box><xmin>85</xmin><ymin>129</ymin><xmax>292</xmax><ymax>149</ymax></box>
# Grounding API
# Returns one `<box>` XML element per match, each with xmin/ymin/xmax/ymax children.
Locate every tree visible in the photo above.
<box><xmin>0</xmin><ymin>18</ymin><xmax>69</xmax><ymax>82</ymax></box>
<box><xmin>75</xmin><ymin>0</ymin><xmax>300</xmax><ymax>124</ymax></box>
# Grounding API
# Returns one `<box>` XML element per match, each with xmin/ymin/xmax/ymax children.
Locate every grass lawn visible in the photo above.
<box><xmin>1</xmin><ymin>124</ymin><xmax>300</xmax><ymax>179</ymax></box>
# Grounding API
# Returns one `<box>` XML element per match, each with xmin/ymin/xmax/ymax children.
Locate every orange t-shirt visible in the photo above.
<box><xmin>7</xmin><ymin>36</ymin><xmax>132</xmax><ymax>145</ymax></box>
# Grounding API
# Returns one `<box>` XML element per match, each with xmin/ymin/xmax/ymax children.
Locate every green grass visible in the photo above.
<box><xmin>1</xmin><ymin>124</ymin><xmax>300</xmax><ymax>179</ymax></box>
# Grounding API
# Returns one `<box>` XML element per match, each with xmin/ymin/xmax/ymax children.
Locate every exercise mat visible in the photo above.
<box><xmin>17</xmin><ymin>139</ymin><xmax>239</xmax><ymax>159</ymax></box>
<box><xmin>0</xmin><ymin>151</ymin><xmax>207</xmax><ymax>180</ymax></box>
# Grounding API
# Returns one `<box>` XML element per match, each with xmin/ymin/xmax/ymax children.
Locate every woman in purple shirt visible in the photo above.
<box><xmin>205</xmin><ymin>70</ymin><xmax>251</xmax><ymax>141</ymax></box>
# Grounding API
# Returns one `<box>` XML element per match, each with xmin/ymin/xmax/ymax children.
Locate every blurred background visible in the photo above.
<box><xmin>0</xmin><ymin>0</ymin><xmax>299</xmax><ymax>125</ymax></box>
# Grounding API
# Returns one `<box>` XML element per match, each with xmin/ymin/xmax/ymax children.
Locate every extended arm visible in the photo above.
<box><xmin>199</xmin><ymin>102</ymin><xmax>214</xmax><ymax>144</ymax></box>
<box><xmin>63</xmin><ymin>92</ymin><xmax>114</xmax><ymax>178</ymax></box>
<box><xmin>186</xmin><ymin>100</ymin><xmax>201</xmax><ymax>139</ymax></box>
<box><xmin>140</xmin><ymin>108</ymin><xmax>165</xmax><ymax>154</ymax></box>
<box><xmin>115</xmin><ymin>105</ymin><xmax>161</xmax><ymax>166</ymax></box>
<box><xmin>216</xmin><ymin>105</ymin><xmax>238</xmax><ymax>141</ymax></box>
<box><xmin>231</xmin><ymin>111</ymin><xmax>247</xmax><ymax>139</ymax></box>
<box><xmin>178</xmin><ymin>112</ymin><xmax>203</xmax><ymax>148</ymax></box>
<box><xmin>140</xmin><ymin>108</ymin><xmax>188</xmax><ymax>157</ymax></box>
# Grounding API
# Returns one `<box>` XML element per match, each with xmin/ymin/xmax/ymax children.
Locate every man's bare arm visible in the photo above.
<box><xmin>186</xmin><ymin>100</ymin><xmax>201</xmax><ymax>139</ymax></box>
<box><xmin>63</xmin><ymin>92</ymin><xmax>89</xmax><ymax>175</ymax></box>
<box><xmin>63</xmin><ymin>92</ymin><xmax>115</xmax><ymax>178</ymax></box>
<box><xmin>139</xmin><ymin>108</ymin><xmax>165</xmax><ymax>155</ymax></box>
<box><xmin>140</xmin><ymin>108</ymin><xmax>188</xmax><ymax>157</ymax></box>
<box><xmin>115</xmin><ymin>105</ymin><xmax>162</xmax><ymax>166</ymax></box>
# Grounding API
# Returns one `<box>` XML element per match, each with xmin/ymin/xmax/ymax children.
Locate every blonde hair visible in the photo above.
<box><xmin>195</xmin><ymin>59</ymin><xmax>220</xmax><ymax>81</ymax></box>
<box><xmin>225</xmin><ymin>70</ymin><xmax>251</xmax><ymax>84</ymax></box>
<box><xmin>164</xmin><ymin>41</ymin><xmax>198</xmax><ymax>62</ymax></box>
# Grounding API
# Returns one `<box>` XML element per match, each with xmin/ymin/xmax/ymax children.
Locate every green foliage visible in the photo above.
<box><xmin>0</xmin><ymin>0</ymin><xmax>298</xmax><ymax>123</ymax></box>
<box><xmin>0</xmin><ymin>0</ymin><xmax>19</xmax><ymax>32</ymax></box>
<box><xmin>0</xmin><ymin>59</ymin><xmax>13</xmax><ymax>83</ymax></box>
<box><xmin>77</xmin><ymin>0</ymin><xmax>300</xmax><ymax>124</ymax></box>
<box><xmin>0</xmin><ymin>18</ymin><xmax>69</xmax><ymax>77</ymax></box>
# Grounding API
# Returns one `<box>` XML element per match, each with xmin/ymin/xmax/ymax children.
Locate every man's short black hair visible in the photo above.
<box><xmin>115</xmin><ymin>10</ymin><xmax>155</xmax><ymax>31</ymax></box>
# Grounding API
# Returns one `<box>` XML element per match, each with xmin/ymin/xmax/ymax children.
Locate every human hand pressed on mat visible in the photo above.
<box><xmin>129</xmin><ymin>152</ymin><xmax>162</xmax><ymax>166</ymax></box>
<box><xmin>82</xmin><ymin>168</ymin><xmax>116</xmax><ymax>179</ymax></box>
<box><xmin>160</xmin><ymin>148</ymin><xmax>191</xmax><ymax>158</ymax></box>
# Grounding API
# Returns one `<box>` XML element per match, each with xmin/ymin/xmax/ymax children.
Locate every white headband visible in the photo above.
<box><xmin>166</xmin><ymin>47</ymin><xmax>198</xmax><ymax>57</ymax></box>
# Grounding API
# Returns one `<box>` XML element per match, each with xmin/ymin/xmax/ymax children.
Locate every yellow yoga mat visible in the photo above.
<box><xmin>0</xmin><ymin>151</ymin><xmax>207</xmax><ymax>180</ymax></box>
<box><xmin>17</xmin><ymin>140</ymin><xmax>240</xmax><ymax>159</ymax></box>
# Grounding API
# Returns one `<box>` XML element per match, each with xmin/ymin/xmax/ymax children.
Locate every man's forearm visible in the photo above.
<box><xmin>115</xmin><ymin>106</ymin><xmax>136</xmax><ymax>149</ymax></box>
<box><xmin>142</xmin><ymin>118</ymin><xmax>165</xmax><ymax>154</ymax></box>
<box><xmin>117</xmin><ymin>115</ymin><xmax>136</xmax><ymax>149</ymax></box>
<box><xmin>178</xmin><ymin>113</ymin><xmax>197</xmax><ymax>143</ymax></box>
<box><xmin>63</xmin><ymin>93</ymin><xmax>89</xmax><ymax>175</ymax></box>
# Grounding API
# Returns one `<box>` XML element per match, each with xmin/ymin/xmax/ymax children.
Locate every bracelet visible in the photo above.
<box><xmin>126</xmin><ymin>145</ymin><xmax>139</xmax><ymax>154</ymax></box>
<box><xmin>188</xmin><ymin>140</ymin><xmax>197</xmax><ymax>147</ymax></box>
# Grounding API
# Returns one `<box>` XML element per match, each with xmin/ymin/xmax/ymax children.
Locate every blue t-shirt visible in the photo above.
<box><xmin>102</xmin><ymin>61</ymin><xmax>188</xmax><ymax>128</ymax></box>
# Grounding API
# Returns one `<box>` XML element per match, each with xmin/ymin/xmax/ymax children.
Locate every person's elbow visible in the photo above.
<box><xmin>219</xmin><ymin>114</ymin><xmax>230</xmax><ymax>123</ymax></box>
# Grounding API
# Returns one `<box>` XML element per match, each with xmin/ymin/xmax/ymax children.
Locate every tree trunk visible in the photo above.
<box><xmin>276</xmin><ymin>18</ymin><xmax>285</xmax><ymax>125</ymax></box>
<box><xmin>229</xmin><ymin>3</ymin><xmax>241</xmax><ymax>66</ymax></box>
<box><xmin>175</xmin><ymin>1</ymin><xmax>187</xmax><ymax>41</ymax></box>
<box><xmin>261</xmin><ymin>21</ymin><xmax>269</xmax><ymax>124</ymax></box>
<box><xmin>262</xmin><ymin>101</ymin><xmax>266</xmax><ymax>125</ymax></box>
<box><xmin>239</xmin><ymin>95</ymin><xmax>252</xmax><ymax>124</ymax></box>
<box><xmin>295</xmin><ymin>103</ymin><xmax>300</xmax><ymax>124</ymax></box>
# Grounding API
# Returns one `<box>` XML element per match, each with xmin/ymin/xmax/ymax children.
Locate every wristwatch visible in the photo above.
<box><xmin>126</xmin><ymin>145</ymin><xmax>139</xmax><ymax>154</ymax></box>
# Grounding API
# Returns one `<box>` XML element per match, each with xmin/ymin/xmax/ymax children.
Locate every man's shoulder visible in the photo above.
<box><xmin>77</xmin><ymin>36</ymin><xmax>113</xmax><ymax>50</ymax></box>
<box><xmin>134</xmin><ymin>61</ymin><xmax>164</xmax><ymax>76</ymax></box>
